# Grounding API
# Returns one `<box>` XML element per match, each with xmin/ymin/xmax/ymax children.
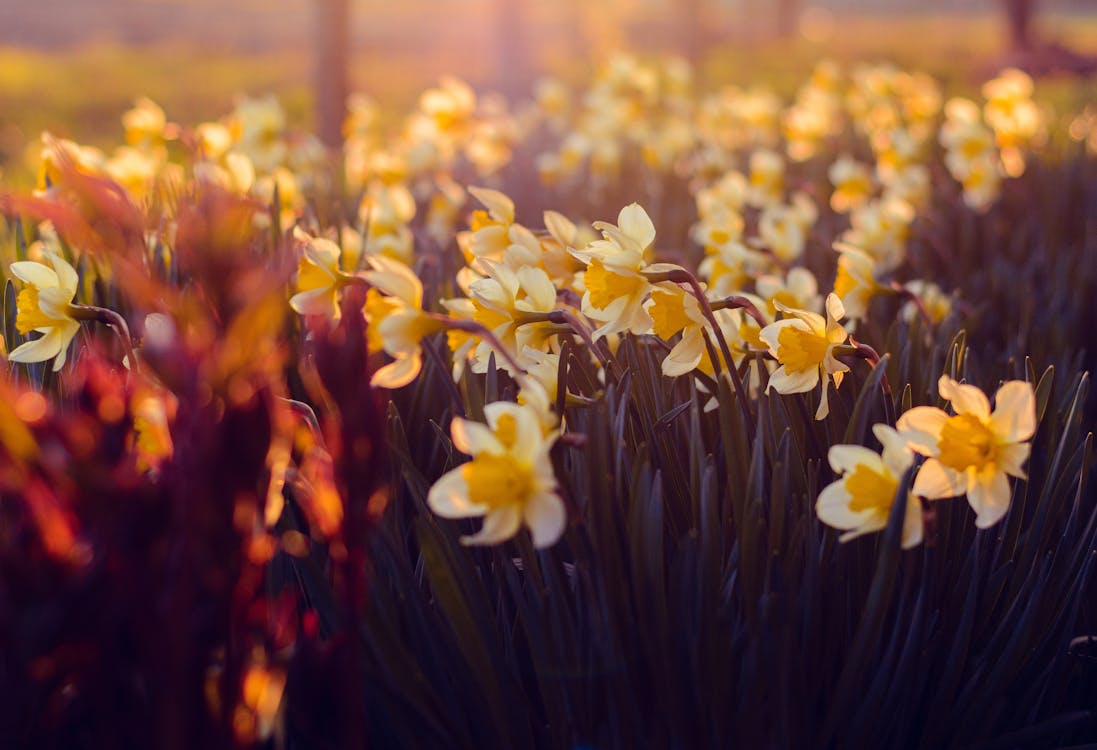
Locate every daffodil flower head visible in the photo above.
<box><xmin>289</xmin><ymin>228</ymin><xmax>346</xmax><ymax>320</ymax></box>
<box><xmin>428</xmin><ymin>401</ymin><xmax>564</xmax><ymax>548</ymax></box>
<box><xmin>362</xmin><ymin>255</ymin><xmax>442</xmax><ymax>389</ymax></box>
<box><xmin>571</xmin><ymin>203</ymin><xmax>659</xmax><ymax>338</ymax></box>
<box><xmin>8</xmin><ymin>252</ymin><xmax>82</xmax><ymax>371</ymax></box>
<box><xmin>759</xmin><ymin>293</ymin><xmax>849</xmax><ymax>420</ymax></box>
<box><xmin>897</xmin><ymin>376</ymin><xmax>1036</xmax><ymax>529</ymax></box>
<box><xmin>817</xmin><ymin>424</ymin><xmax>923</xmax><ymax>548</ymax></box>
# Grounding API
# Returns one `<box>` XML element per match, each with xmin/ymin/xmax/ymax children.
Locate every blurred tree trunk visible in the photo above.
<box><xmin>1003</xmin><ymin>0</ymin><xmax>1036</xmax><ymax>51</ymax></box>
<box><xmin>776</xmin><ymin>0</ymin><xmax>799</xmax><ymax>38</ymax></box>
<box><xmin>315</xmin><ymin>0</ymin><xmax>349</xmax><ymax>149</ymax></box>
<box><xmin>682</xmin><ymin>0</ymin><xmax>703</xmax><ymax>67</ymax></box>
<box><xmin>496</xmin><ymin>0</ymin><xmax>527</xmax><ymax>97</ymax></box>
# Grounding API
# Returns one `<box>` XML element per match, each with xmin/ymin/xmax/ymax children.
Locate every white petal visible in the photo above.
<box><xmin>913</xmin><ymin>458</ymin><xmax>965</xmax><ymax>499</ymax></box>
<box><xmin>365</xmin><ymin>255</ymin><xmax>422</xmax><ymax>306</ymax></box>
<box><xmin>969</xmin><ymin>471</ymin><xmax>1011</xmax><ymax>528</ymax></box>
<box><xmin>998</xmin><ymin>442</ymin><xmax>1031</xmax><ymax>479</ymax></box>
<box><xmin>766</xmin><ymin>365</ymin><xmax>819</xmax><ymax>395</ymax></box>
<box><xmin>461</xmin><ymin>506</ymin><xmax>523</xmax><ymax>546</ymax></box>
<box><xmin>816</xmin><ymin>480</ymin><xmax>870</xmax><ymax>530</ymax></box>
<box><xmin>896</xmin><ymin>406</ymin><xmax>948</xmax><ymax>456</ymax></box>
<box><xmin>828</xmin><ymin>444</ymin><xmax>885</xmax><ymax>475</ymax></box>
<box><xmin>9</xmin><ymin>261</ymin><xmax>59</xmax><ymax>289</ymax></box>
<box><xmin>450</xmin><ymin>418</ymin><xmax>503</xmax><ymax>456</ymax></box>
<box><xmin>469</xmin><ymin>186</ymin><xmax>515</xmax><ymax>224</ymax></box>
<box><xmin>427</xmin><ymin>468</ymin><xmax>484</xmax><ymax>519</ymax></box>
<box><xmin>873</xmin><ymin>424</ymin><xmax>914</xmax><ymax>476</ymax></box>
<box><xmin>901</xmin><ymin>493</ymin><xmax>924</xmax><ymax>548</ymax></box>
<box><xmin>938</xmin><ymin>375</ymin><xmax>990</xmax><ymax>419</ymax></box>
<box><xmin>516</xmin><ymin>266</ymin><xmax>558</xmax><ymax>312</ymax></box>
<box><xmin>617</xmin><ymin>203</ymin><xmax>656</xmax><ymax>250</ymax></box>
<box><xmin>289</xmin><ymin>288</ymin><xmax>337</xmax><ymax>318</ymax></box>
<box><xmin>47</xmin><ymin>253</ymin><xmax>79</xmax><ymax>296</ymax></box>
<box><xmin>7</xmin><ymin>328</ymin><xmax>64</xmax><ymax>365</ymax></box>
<box><xmin>524</xmin><ymin>492</ymin><xmax>566</xmax><ymax>548</ymax></box>
<box><xmin>369</xmin><ymin>353</ymin><xmax>421</xmax><ymax>389</ymax></box>
<box><xmin>662</xmin><ymin>329</ymin><xmax>705</xmax><ymax>378</ymax></box>
<box><xmin>989</xmin><ymin>380</ymin><xmax>1036</xmax><ymax>443</ymax></box>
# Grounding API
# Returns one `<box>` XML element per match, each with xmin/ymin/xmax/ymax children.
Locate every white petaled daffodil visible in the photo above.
<box><xmin>572</xmin><ymin>202</ymin><xmax>667</xmax><ymax>338</ymax></box>
<box><xmin>817</xmin><ymin>423</ymin><xmax>923</xmax><ymax>548</ymax></box>
<box><xmin>289</xmin><ymin>228</ymin><xmax>346</xmax><ymax>320</ymax></box>
<box><xmin>362</xmin><ymin>255</ymin><xmax>443</xmax><ymax>389</ymax></box>
<box><xmin>759</xmin><ymin>293</ymin><xmax>850</xmax><ymax>420</ymax></box>
<box><xmin>448</xmin><ymin>260</ymin><xmax>559</xmax><ymax>376</ymax></box>
<box><xmin>644</xmin><ymin>279</ymin><xmax>712</xmax><ymax>377</ymax></box>
<box><xmin>428</xmin><ymin>400</ymin><xmax>565</xmax><ymax>548</ymax></box>
<box><xmin>8</xmin><ymin>253</ymin><xmax>82</xmax><ymax>371</ymax></box>
<box><xmin>897</xmin><ymin>375</ymin><xmax>1036</xmax><ymax>529</ymax></box>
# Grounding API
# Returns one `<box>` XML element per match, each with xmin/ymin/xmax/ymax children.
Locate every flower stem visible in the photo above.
<box><xmin>69</xmin><ymin>304</ymin><xmax>139</xmax><ymax>373</ymax></box>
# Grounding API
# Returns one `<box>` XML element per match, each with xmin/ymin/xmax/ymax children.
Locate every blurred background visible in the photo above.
<box><xmin>0</xmin><ymin>0</ymin><xmax>1094</xmax><ymax>171</ymax></box>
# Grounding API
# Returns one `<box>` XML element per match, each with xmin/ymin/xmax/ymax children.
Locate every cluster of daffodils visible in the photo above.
<box><xmin>3</xmin><ymin>56</ymin><xmax>1068</xmax><ymax>554</ymax></box>
<box><xmin>940</xmin><ymin>68</ymin><xmax>1044</xmax><ymax>210</ymax></box>
<box><xmin>818</xmin><ymin>375</ymin><xmax>1036</xmax><ymax>546</ymax></box>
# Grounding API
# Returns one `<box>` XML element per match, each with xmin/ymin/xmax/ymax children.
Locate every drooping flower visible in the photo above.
<box><xmin>897</xmin><ymin>376</ymin><xmax>1036</xmax><ymax>529</ymax></box>
<box><xmin>362</xmin><ymin>255</ymin><xmax>443</xmax><ymax>389</ymax></box>
<box><xmin>7</xmin><ymin>253</ymin><xmax>83</xmax><ymax>371</ymax></box>
<box><xmin>816</xmin><ymin>423</ymin><xmax>923</xmax><ymax>548</ymax></box>
<box><xmin>759</xmin><ymin>293</ymin><xmax>850</xmax><ymax>420</ymax></box>
<box><xmin>289</xmin><ymin>228</ymin><xmax>346</xmax><ymax>320</ymax></box>
<box><xmin>428</xmin><ymin>401</ymin><xmax>565</xmax><ymax>548</ymax></box>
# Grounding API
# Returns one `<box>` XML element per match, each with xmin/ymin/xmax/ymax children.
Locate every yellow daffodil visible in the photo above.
<box><xmin>756</xmin><ymin>267</ymin><xmax>821</xmax><ymax>318</ymax></box>
<box><xmin>817</xmin><ymin>424</ymin><xmax>922</xmax><ymax>548</ymax></box>
<box><xmin>363</xmin><ymin>255</ymin><xmax>443</xmax><ymax>389</ymax></box>
<box><xmin>759</xmin><ymin>293</ymin><xmax>849</xmax><ymax>420</ymax></box>
<box><xmin>900</xmin><ymin>280</ymin><xmax>952</xmax><ymax>325</ymax></box>
<box><xmin>832</xmin><ymin>244</ymin><xmax>882</xmax><ymax>322</ymax></box>
<box><xmin>8</xmin><ymin>253</ymin><xmax>82</xmax><ymax>371</ymax></box>
<box><xmin>747</xmin><ymin>149</ymin><xmax>785</xmax><ymax>207</ymax></box>
<box><xmin>572</xmin><ymin>203</ymin><xmax>661</xmax><ymax>338</ymax></box>
<box><xmin>288</xmin><ymin>228</ymin><xmax>351</xmax><ymax>320</ymax></box>
<box><xmin>453</xmin><ymin>260</ymin><xmax>558</xmax><ymax>376</ymax></box>
<box><xmin>828</xmin><ymin>155</ymin><xmax>874</xmax><ymax>213</ymax></box>
<box><xmin>428</xmin><ymin>401</ymin><xmax>564</xmax><ymax>548</ymax></box>
<box><xmin>897</xmin><ymin>376</ymin><xmax>1036</xmax><ymax>529</ymax></box>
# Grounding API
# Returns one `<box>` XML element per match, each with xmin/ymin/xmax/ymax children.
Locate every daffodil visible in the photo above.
<box><xmin>828</xmin><ymin>155</ymin><xmax>874</xmax><ymax>213</ymax></box>
<box><xmin>7</xmin><ymin>253</ymin><xmax>82</xmax><ymax>371</ymax></box>
<box><xmin>817</xmin><ymin>424</ymin><xmax>923</xmax><ymax>548</ymax></box>
<box><xmin>428</xmin><ymin>401</ymin><xmax>564</xmax><ymax>548</ymax></box>
<box><xmin>759</xmin><ymin>293</ymin><xmax>850</xmax><ymax>420</ymax></box>
<box><xmin>572</xmin><ymin>203</ymin><xmax>661</xmax><ymax>338</ymax></box>
<box><xmin>289</xmin><ymin>228</ymin><xmax>347</xmax><ymax>320</ymax></box>
<box><xmin>897</xmin><ymin>376</ymin><xmax>1036</xmax><ymax>528</ymax></box>
<box><xmin>362</xmin><ymin>255</ymin><xmax>443</xmax><ymax>389</ymax></box>
<box><xmin>832</xmin><ymin>244</ymin><xmax>882</xmax><ymax>321</ymax></box>
<box><xmin>450</xmin><ymin>260</ymin><xmax>559</xmax><ymax>376</ymax></box>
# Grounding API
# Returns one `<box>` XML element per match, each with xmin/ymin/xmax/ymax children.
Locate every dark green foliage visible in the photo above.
<box><xmin>356</xmin><ymin>152</ymin><xmax>1097</xmax><ymax>748</ymax></box>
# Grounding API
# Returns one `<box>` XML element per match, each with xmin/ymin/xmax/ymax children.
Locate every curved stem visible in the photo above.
<box><xmin>69</xmin><ymin>304</ymin><xmax>139</xmax><ymax>373</ymax></box>
<box><xmin>429</xmin><ymin>314</ymin><xmax>528</xmax><ymax>386</ymax></box>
